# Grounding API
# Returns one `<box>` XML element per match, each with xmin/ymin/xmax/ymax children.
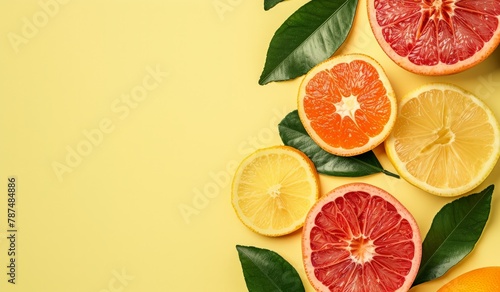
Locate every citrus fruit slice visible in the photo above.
<box><xmin>367</xmin><ymin>0</ymin><xmax>500</xmax><ymax>75</ymax></box>
<box><xmin>231</xmin><ymin>146</ymin><xmax>320</xmax><ymax>237</ymax></box>
<box><xmin>437</xmin><ymin>266</ymin><xmax>500</xmax><ymax>291</ymax></box>
<box><xmin>297</xmin><ymin>53</ymin><xmax>397</xmax><ymax>157</ymax></box>
<box><xmin>385</xmin><ymin>83</ymin><xmax>500</xmax><ymax>197</ymax></box>
<box><xmin>302</xmin><ymin>182</ymin><xmax>421</xmax><ymax>292</ymax></box>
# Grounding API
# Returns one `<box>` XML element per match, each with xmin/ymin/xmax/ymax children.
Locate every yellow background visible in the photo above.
<box><xmin>1</xmin><ymin>0</ymin><xmax>500</xmax><ymax>291</ymax></box>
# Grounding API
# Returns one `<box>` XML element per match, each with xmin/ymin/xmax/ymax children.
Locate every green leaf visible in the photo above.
<box><xmin>259</xmin><ymin>0</ymin><xmax>359</xmax><ymax>85</ymax></box>
<box><xmin>278</xmin><ymin>110</ymin><xmax>399</xmax><ymax>178</ymax></box>
<box><xmin>236</xmin><ymin>245</ymin><xmax>305</xmax><ymax>292</ymax></box>
<box><xmin>413</xmin><ymin>185</ymin><xmax>494</xmax><ymax>287</ymax></box>
<box><xmin>264</xmin><ymin>0</ymin><xmax>285</xmax><ymax>10</ymax></box>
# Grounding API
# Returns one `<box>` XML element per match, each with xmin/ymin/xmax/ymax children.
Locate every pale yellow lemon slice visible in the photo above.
<box><xmin>385</xmin><ymin>83</ymin><xmax>500</xmax><ymax>196</ymax></box>
<box><xmin>231</xmin><ymin>146</ymin><xmax>319</xmax><ymax>236</ymax></box>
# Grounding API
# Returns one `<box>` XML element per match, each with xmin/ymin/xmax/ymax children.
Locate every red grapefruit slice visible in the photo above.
<box><xmin>302</xmin><ymin>183</ymin><xmax>421</xmax><ymax>292</ymax></box>
<box><xmin>367</xmin><ymin>0</ymin><xmax>500</xmax><ymax>75</ymax></box>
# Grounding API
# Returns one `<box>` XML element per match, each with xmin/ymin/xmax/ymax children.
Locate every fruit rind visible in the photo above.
<box><xmin>437</xmin><ymin>266</ymin><xmax>500</xmax><ymax>292</ymax></box>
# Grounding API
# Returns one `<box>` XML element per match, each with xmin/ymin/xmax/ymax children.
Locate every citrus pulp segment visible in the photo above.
<box><xmin>302</xmin><ymin>183</ymin><xmax>421</xmax><ymax>292</ymax></box>
<box><xmin>385</xmin><ymin>83</ymin><xmax>500</xmax><ymax>197</ymax></box>
<box><xmin>437</xmin><ymin>266</ymin><xmax>500</xmax><ymax>291</ymax></box>
<box><xmin>367</xmin><ymin>0</ymin><xmax>500</xmax><ymax>75</ymax></box>
<box><xmin>297</xmin><ymin>53</ymin><xmax>397</xmax><ymax>157</ymax></box>
<box><xmin>231</xmin><ymin>146</ymin><xmax>320</xmax><ymax>237</ymax></box>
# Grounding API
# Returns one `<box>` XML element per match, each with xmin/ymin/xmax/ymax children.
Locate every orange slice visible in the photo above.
<box><xmin>298</xmin><ymin>53</ymin><xmax>397</xmax><ymax>157</ymax></box>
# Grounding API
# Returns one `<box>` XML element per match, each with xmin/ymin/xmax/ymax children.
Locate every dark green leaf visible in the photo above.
<box><xmin>259</xmin><ymin>0</ymin><xmax>359</xmax><ymax>85</ymax></box>
<box><xmin>413</xmin><ymin>185</ymin><xmax>494</xmax><ymax>286</ymax></box>
<box><xmin>236</xmin><ymin>245</ymin><xmax>305</xmax><ymax>292</ymax></box>
<box><xmin>264</xmin><ymin>0</ymin><xmax>285</xmax><ymax>10</ymax></box>
<box><xmin>278</xmin><ymin>110</ymin><xmax>399</xmax><ymax>178</ymax></box>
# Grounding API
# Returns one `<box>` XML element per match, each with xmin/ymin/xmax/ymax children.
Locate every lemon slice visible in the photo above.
<box><xmin>231</xmin><ymin>146</ymin><xmax>319</xmax><ymax>236</ymax></box>
<box><xmin>385</xmin><ymin>83</ymin><xmax>500</xmax><ymax>197</ymax></box>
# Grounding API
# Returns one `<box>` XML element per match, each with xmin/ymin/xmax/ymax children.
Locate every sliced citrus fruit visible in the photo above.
<box><xmin>231</xmin><ymin>145</ymin><xmax>319</xmax><ymax>237</ymax></box>
<box><xmin>302</xmin><ymin>182</ymin><xmax>421</xmax><ymax>292</ymax></box>
<box><xmin>385</xmin><ymin>83</ymin><xmax>500</xmax><ymax>197</ymax></box>
<box><xmin>438</xmin><ymin>266</ymin><xmax>500</xmax><ymax>291</ymax></box>
<box><xmin>297</xmin><ymin>53</ymin><xmax>397</xmax><ymax>157</ymax></box>
<box><xmin>367</xmin><ymin>0</ymin><xmax>500</xmax><ymax>75</ymax></box>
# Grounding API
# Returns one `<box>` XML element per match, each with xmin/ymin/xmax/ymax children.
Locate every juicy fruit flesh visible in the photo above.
<box><xmin>303</xmin><ymin>60</ymin><xmax>391</xmax><ymax>150</ymax></box>
<box><xmin>375</xmin><ymin>0</ymin><xmax>500</xmax><ymax>66</ymax></box>
<box><xmin>236</xmin><ymin>152</ymin><xmax>315</xmax><ymax>231</ymax></box>
<box><xmin>392</xmin><ymin>88</ymin><xmax>497</xmax><ymax>189</ymax></box>
<box><xmin>309</xmin><ymin>191</ymin><xmax>416</xmax><ymax>291</ymax></box>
